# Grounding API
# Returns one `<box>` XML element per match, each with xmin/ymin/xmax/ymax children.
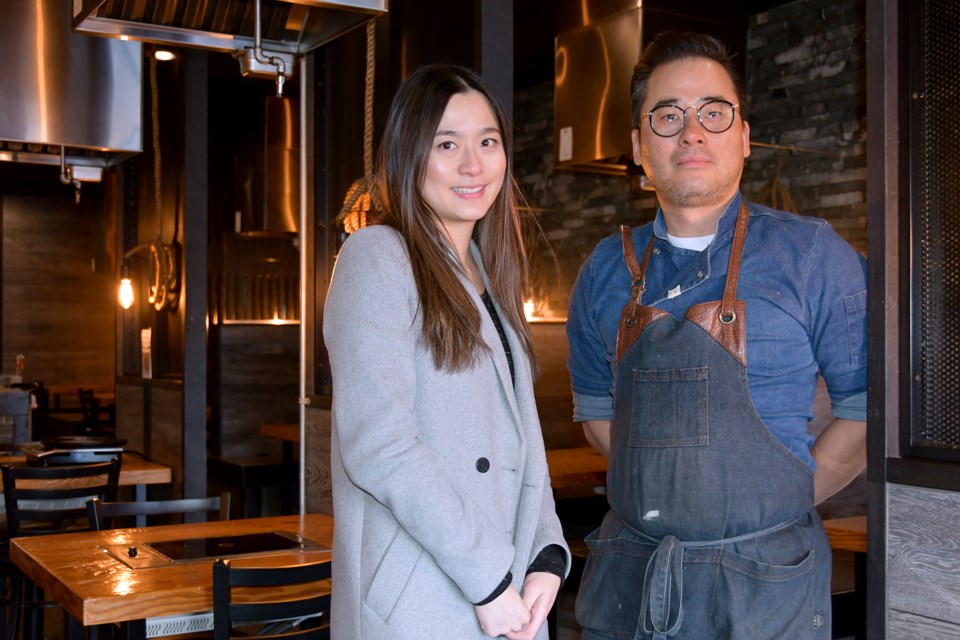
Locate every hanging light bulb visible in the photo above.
<box><xmin>118</xmin><ymin>265</ymin><xmax>134</xmax><ymax>309</ymax></box>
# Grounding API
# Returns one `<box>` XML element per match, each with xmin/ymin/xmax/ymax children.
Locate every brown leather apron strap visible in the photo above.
<box><xmin>620</xmin><ymin>225</ymin><xmax>642</xmax><ymax>281</ymax></box>
<box><xmin>719</xmin><ymin>203</ymin><xmax>750</xmax><ymax>323</ymax></box>
<box><xmin>684</xmin><ymin>202</ymin><xmax>750</xmax><ymax>366</ymax></box>
<box><xmin>617</xmin><ymin>226</ymin><xmax>667</xmax><ymax>363</ymax></box>
<box><xmin>620</xmin><ymin>224</ymin><xmax>656</xmax><ymax>302</ymax></box>
<box><xmin>617</xmin><ymin>203</ymin><xmax>752</xmax><ymax>366</ymax></box>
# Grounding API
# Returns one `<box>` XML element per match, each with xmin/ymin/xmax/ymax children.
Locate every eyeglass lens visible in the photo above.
<box><xmin>647</xmin><ymin>100</ymin><xmax>737</xmax><ymax>136</ymax></box>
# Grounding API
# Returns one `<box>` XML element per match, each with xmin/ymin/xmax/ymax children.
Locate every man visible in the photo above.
<box><xmin>566</xmin><ymin>31</ymin><xmax>867</xmax><ymax>639</ymax></box>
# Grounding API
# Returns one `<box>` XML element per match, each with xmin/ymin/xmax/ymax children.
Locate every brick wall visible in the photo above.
<box><xmin>513</xmin><ymin>0</ymin><xmax>867</xmax><ymax>318</ymax></box>
<box><xmin>742</xmin><ymin>0</ymin><xmax>867</xmax><ymax>253</ymax></box>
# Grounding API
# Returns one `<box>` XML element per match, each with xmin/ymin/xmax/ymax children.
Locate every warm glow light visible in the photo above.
<box><xmin>119</xmin><ymin>35</ymin><xmax>129</xmax><ymax>41</ymax></box>
<box><xmin>524</xmin><ymin>299</ymin><xmax>536</xmax><ymax>322</ymax></box>
<box><xmin>118</xmin><ymin>278</ymin><xmax>134</xmax><ymax>309</ymax></box>
<box><xmin>154</xmin><ymin>50</ymin><xmax>176</xmax><ymax>61</ymax></box>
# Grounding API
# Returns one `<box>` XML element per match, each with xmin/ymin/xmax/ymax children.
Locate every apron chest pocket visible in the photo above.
<box><xmin>629</xmin><ymin>366</ymin><xmax>709</xmax><ymax>447</ymax></box>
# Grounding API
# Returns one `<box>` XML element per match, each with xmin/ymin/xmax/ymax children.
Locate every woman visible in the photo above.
<box><xmin>323</xmin><ymin>64</ymin><xmax>570</xmax><ymax>640</ymax></box>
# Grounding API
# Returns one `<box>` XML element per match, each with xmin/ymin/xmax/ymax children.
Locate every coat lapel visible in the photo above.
<box><xmin>469</xmin><ymin>243</ymin><xmax>526</xmax><ymax>438</ymax></box>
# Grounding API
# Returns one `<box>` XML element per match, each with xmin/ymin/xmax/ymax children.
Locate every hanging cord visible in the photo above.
<box><xmin>362</xmin><ymin>19</ymin><xmax>375</xmax><ymax>180</ymax></box>
<box><xmin>753</xmin><ymin>155</ymin><xmax>797</xmax><ymax>213</ymax></box>
<box><xmin>147</xmin><ymin>54</ymin><xmax>178</xmax><ymax>310</ymax></box>
<box><xmin>151</xmin><ymin>55</ymin><xmax>162</xmax><ymax>243</ymax></box>
<box><xmin>335</xmin><ymin>20</ymin><xmax>376</xmax><ymax>234</ymax></box>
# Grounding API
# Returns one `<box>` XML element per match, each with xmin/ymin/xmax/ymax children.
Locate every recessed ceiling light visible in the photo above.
<box><xmin>155</xmin><ymin>50</ymin><xmax>176</xmax><ymax>61</ymax></box>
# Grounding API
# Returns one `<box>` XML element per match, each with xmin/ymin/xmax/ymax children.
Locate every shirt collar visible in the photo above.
<box><xmin>652</xmin><ymin>192</ymin><xmax>744</xmax><ymax>244</ymax></box>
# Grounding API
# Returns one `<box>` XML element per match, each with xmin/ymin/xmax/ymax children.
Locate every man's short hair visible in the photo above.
<box><xmin>631</xmin><ymin>31</ymin><xmax>746</xmax><ymax>128</ymax></box>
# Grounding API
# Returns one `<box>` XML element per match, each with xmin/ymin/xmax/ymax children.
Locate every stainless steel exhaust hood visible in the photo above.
<box><xmin>0</xmin><ymin>0</ymin><xmax>142</xmax><ymax>181</ymax></box>
<box><xmin>554</xmin><ymin>1</ymin><xmax>745</xmax><ymax>175</ymax></box>
<box><xmin>72</xmin><ymin>0</ymin><xmax>388</xmax><ymax>56</ymax></box>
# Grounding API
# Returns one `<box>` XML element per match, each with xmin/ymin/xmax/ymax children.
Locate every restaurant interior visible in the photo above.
<box><xmin>0</xmin><ymin>0</ymin><xmax>958</xmax><ymax>638</ymax></box>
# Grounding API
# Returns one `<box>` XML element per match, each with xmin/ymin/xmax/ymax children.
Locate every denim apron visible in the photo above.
<box><xmin>576</xmin><ymin>204</ymin><xmax>832</xmax><ymax>640</ymax></box>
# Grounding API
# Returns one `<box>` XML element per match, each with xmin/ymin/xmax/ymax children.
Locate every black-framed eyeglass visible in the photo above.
<box><xmin>642</xmin><ymin>100</ymin><xmax>740</xmax><ymax>137</ymax></box>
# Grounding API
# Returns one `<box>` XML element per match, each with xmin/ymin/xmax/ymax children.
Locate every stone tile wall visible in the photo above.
<box><xmin>513</xmin><ymin>0</ymin><xmax>867</xmax><ymax>318</ymax></box>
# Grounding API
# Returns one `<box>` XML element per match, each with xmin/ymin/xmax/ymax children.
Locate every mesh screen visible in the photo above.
<box><xmin>916</xmin><ymin>0</ymin><xmax>960</xmax><ymax>451</ymax></box>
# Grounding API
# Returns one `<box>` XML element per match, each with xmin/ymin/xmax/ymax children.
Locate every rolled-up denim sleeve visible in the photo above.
<box><xmin>567</xmin><ymin>250</ymin><xmax>615</xmax><ymax>423</ymax></box>
<box><xmin>806</xmin><ymin>223</ymin><xmax>868</xmax><ymax>416</ymax></box>
<box><xmin>572</xmin><ymin>390</ymin><xmax>613</xmax><ymax>422</ymax></box>
<box><xmin>831</xmin><ymin>390</ymin><xmax>867</xmax><ymax>422</ymax></box>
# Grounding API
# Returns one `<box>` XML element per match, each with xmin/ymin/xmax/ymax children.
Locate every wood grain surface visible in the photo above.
<box><xmin>10</xmin><ymin>513</ymin><xmax>333</xmax><ymax>627</ymax></box>
<box><xmin>822</xmin><ymin>515</ymin><xmax>867</xmax><ymax>554</ymax></box>
<box><xmin>0</xmin><ymin>453</ymin><xmax>171</xmax><ymax>491</ymax></box>
<box><xmin>888</xmin><ymin>483</ymin><xmax>960</xmax><ymax>630</ymax></box>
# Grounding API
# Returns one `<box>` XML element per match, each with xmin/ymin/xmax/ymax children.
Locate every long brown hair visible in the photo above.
<box><xmin>371</xmin><ymin>64</ymin><xmax>537</xmax><ymax>373</ymax></box>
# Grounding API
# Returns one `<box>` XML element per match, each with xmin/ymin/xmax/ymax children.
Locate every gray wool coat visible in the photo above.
<box><xmin>323</xmin><ymin>226</ymin><xmax>570</xmax><ymax>640</ymax></box>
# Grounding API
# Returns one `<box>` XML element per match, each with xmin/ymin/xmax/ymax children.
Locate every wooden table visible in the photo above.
<box><xmin>259</xmin><ymin>423</ymin><xmax>300</xmax><ymax>514</ymax></box>
<box><xmin>260</xmin><ymin>422</ymin><xmax>299</xmax><ymax>464</ymax></box>
<box><xmin>545</xmin><ymin>446</ymin><xmax>607</xmax><ymax>498</ymax></box>
<box><xmin>823</xmin><ymin>515</ymin><xmax>867</xmax><ymax>639</ymax></box>
<box><xmin>823</xmin><ymin>514</ymin><xmax>867</xmax><ymax>553</ymax></box>
<box><xmin>260</xmin><ymin>422</ymin><xmax>299</xmax><ymax>445</ymax></box>
<box><xmin>10</xmin><ymin>512</ymin><xmax>334</xmax><ymax>638</ymax></box>
<box><xmin>0</xmin><ymin>452</ymin><xmax>171</xmax><ymax>506</ymax></box>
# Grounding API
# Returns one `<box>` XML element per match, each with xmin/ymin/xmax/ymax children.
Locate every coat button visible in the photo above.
<box><xmin>476</xmin><ymin>457</ymin><xmax>490</xmax><ymax>473</ymax></box>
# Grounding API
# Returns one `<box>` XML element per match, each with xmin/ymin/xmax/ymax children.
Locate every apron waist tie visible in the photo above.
<box><xmin>635</xmin><ymin>513</ymin><xmax>807</xmax><ymax>639</ymax></box>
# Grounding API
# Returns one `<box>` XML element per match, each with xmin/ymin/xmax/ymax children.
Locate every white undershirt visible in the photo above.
<box><xmin>666</xmin><ymin>233</ymin><xmax>714</xmax><ymax>251</ymax></box>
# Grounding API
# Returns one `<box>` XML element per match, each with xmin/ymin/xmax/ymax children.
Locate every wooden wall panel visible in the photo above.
<box><xmin>305</xmin><ymin>405</ymin><xmax>332</xmax><ymax>515</ymax></box>
<box><xmin>150</xmin><ymin>382</ymin><xmax>184</xmax><ymax>499</ymax></box>
<box><xmin>530</xmin><ymin>322</ymin><xmax>586</xmax><ymax>450</ymax></box>
<box><xmin>889</xmin><ymin>609</ymin><xmax>960</xmax><ymax>640</ymax></box>
<box><xmin>888</xmin><ymin>483</ymin><xmax>960</xmax><ymax>626</ymax></box>
<box><xmin>1</xmin><ymin>193</ymin><xmax>114</xmax><ymax>387</ymax></box>
<box><xmin>214</xmin><ymin>324</ymin><xmax>299</xmax><ymax>458</ymax></box>
<box><xmin>115</xmin><ymin>380</ymin><xmax>144</xmax><ymax>452</ymax></box>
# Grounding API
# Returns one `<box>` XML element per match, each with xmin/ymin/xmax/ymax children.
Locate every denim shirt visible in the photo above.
<box><xmin>566</xmin><ymin>193</ymin><xmax>867</xmax><ymax>468</ymax></box>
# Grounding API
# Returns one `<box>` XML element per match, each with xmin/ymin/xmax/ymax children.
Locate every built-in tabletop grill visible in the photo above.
<box><xmin>24</xmin><ymin>436</ymin><xmax>127</xmax><ymax>465</ymax></box>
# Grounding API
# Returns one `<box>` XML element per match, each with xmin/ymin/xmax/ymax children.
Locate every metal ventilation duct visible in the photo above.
<box><xmin>553</xmin><ymin>0</ymin><xmax>745</xmax><ymax>175</ymax></box>
<box><xmin>72</xmin><ymin>0</ymin><xmax>388</xmax><ymax>56</ymax></box>
<box><xmin>0</xmin><ymin>0</ymin><xmax>142</xmax><ymax>179</ymax></box>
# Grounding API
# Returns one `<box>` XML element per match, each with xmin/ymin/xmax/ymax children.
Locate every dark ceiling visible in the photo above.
<box><xmin>513</xmin><ymin>0</ymin><xmax>799</xmax><ymax>89</ymax></box>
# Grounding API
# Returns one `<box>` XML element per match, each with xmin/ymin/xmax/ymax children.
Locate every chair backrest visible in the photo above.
<box><xmin>86</xmin><ymin>492</ymin><xmax>232</xmax><ymax>530</ymax></box>
<box><xmin>77</xmin><ymin>388</ymin><xmax>100</xmax><ymax>424</ymax></box>
<box><xmin>212</xmin><ymin>557</ymin><xmax>332</xmax><ymax>640</ymax></box>
<box><xmin>0</xmin><ymin>388</ymin><xmax>32</xmax><ymax>445</ymax></box>
<box><xmin>1</xmin><ymin>458</ymin><xmax>121</xmax><ymax>537</ymax></box>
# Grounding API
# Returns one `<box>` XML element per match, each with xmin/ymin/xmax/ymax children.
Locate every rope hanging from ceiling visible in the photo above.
<box><xmin>147</xmin><ymin>54</ymin><xmax>179</xmax><ymax>311</ymax></box>
<box><xmin>752</xmin><ymin>155</ymin><xmax>797</xmax><ymax>213</ymax></box>
<box><xmin>335</xmin><ymin>20</ymin><xmax>376</xmax><ymax>236</ymax></box>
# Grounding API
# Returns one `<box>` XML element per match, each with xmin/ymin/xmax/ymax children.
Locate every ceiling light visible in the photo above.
<box><xmin>154</xmin><ymin>50</ymin><xmax>175</xmax><ymax>61</ymax></box>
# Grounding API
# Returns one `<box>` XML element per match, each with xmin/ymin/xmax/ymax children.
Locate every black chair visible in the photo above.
<box><xmin>0</xmin><ymin>388</ymin><xmax>31</xmax><ymax>447</ymax></box>
<box><xmin>78</xmin><ymin>388</ymin><xmax>115</xmax><ymax>437</ymax></box>
<box><xmin>212</xmin><ymin>557</ymin><xmax>332</xmax><ymax>640</ymax></box>
<box><xmin>87</xmin><ymin>492</ymin><xmax>232</xmax><ymax>530</ymax></box>
<box><xmin>1</xmin><ymin>458</ymin><xmax>121</xmax><ymax>639</ymax></box>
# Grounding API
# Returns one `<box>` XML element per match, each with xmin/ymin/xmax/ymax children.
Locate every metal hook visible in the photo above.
<box><xmin>253</xmin><ymin>0</ymin><xmax>287</xmax><ymax>96</ymax></box>
<box><xmin>59</xmin><ymin>146</ymin><xmax>82</xmax><ymax>203</ymax></box>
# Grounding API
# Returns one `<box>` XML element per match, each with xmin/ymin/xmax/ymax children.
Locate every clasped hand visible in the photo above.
<box><xmin>474</xmin><ymin>572</ymin><xmax>562</xmax><ymax>639</ymax></box>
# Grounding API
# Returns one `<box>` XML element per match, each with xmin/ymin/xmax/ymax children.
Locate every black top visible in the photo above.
<box><xmin>480</xmin><ymin>290</ymin><xmax>515</xmax><ymax>385</ymax></box>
